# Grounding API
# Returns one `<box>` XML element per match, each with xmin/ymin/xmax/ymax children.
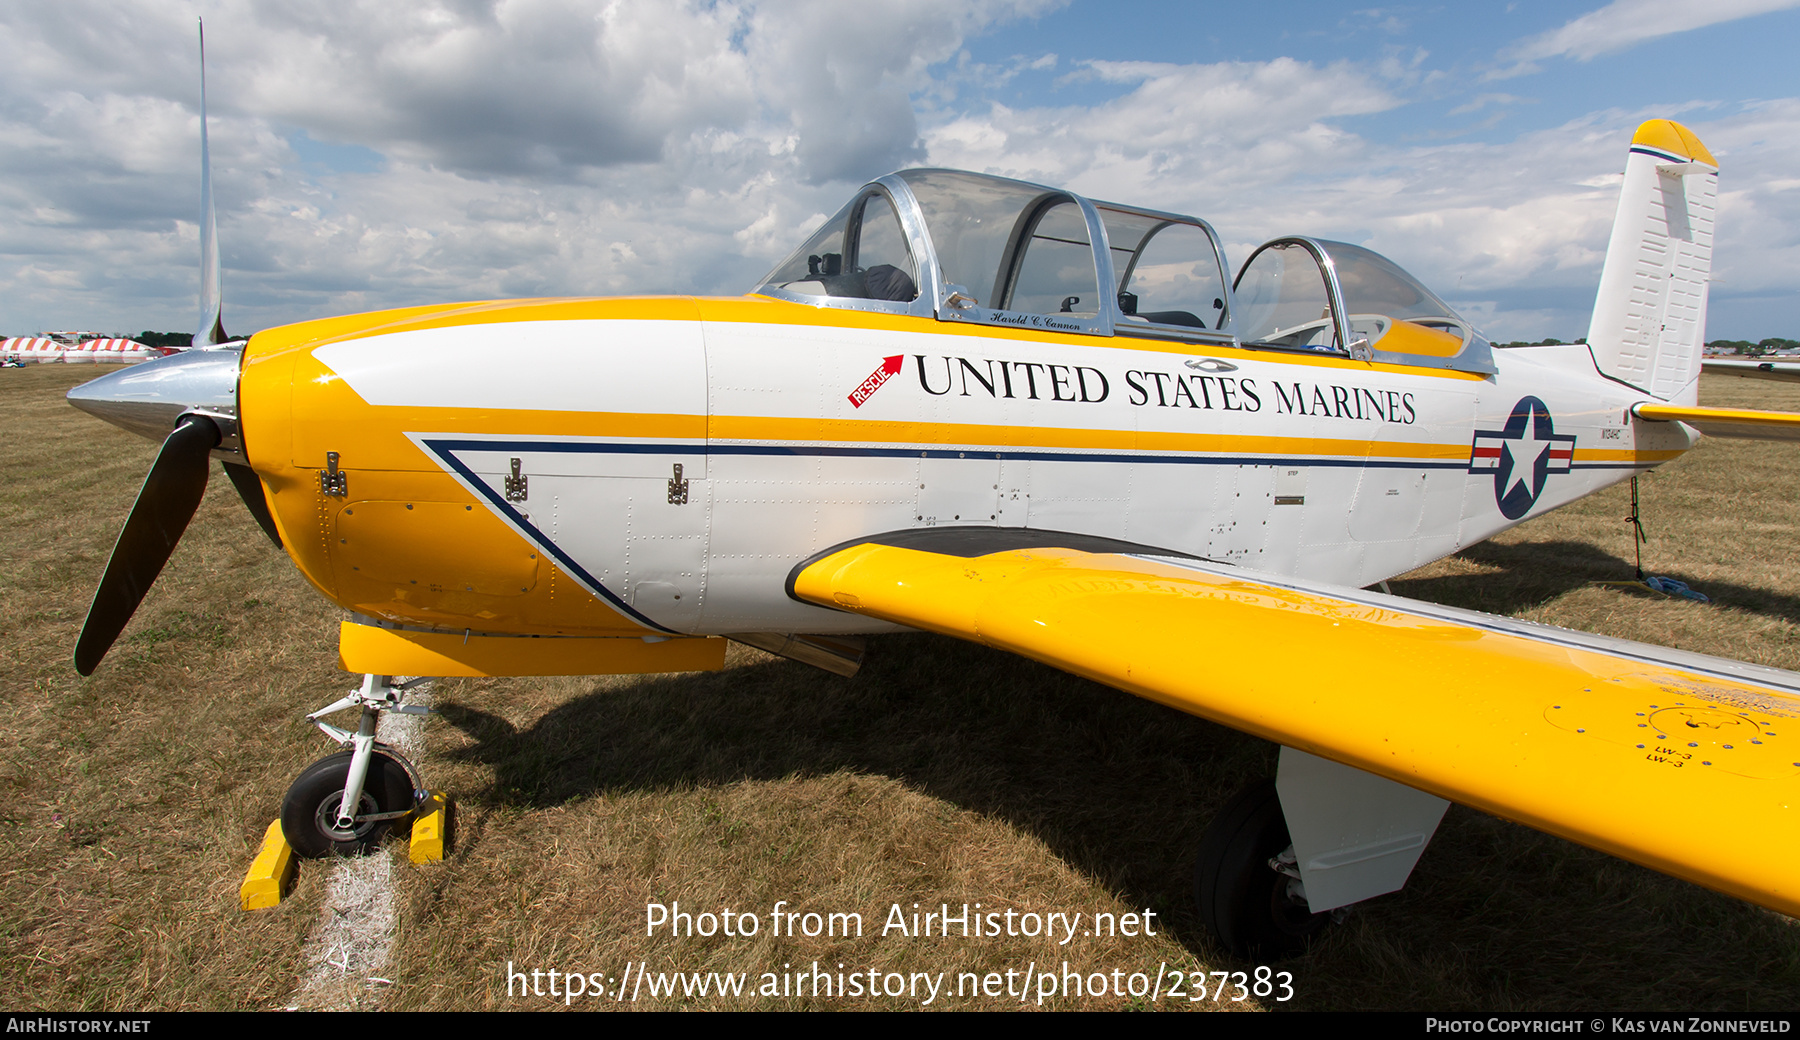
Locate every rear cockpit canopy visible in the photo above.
<box><xmin>1233</xmin><ymin>238</ymin><xmax>1489</xmax><ymax>371</ymax></box>
<box><xmin>755</xmin><ymin>170</ymin><xmax>1493</xmax><ymax>374</ymax></box>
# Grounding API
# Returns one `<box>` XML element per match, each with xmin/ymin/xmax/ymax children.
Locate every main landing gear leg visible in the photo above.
<box><xmin>1195</xmin><ymin>748</ymin><xmax>1450</xmax><ymax>959</ymax></box>
<box><xmin>280</xmin><ymin>674</ymin><xmax>433</xmax><ymax>859</ymax></box>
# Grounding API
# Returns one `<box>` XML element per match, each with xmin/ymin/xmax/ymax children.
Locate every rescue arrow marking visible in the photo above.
<box><xmin>848</xmin><ymin>355</ymin><xmax>904</xmax><ymax>408</ymax></box>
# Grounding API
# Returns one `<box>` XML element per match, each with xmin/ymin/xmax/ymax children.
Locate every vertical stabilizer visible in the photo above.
<box><xmin>195</xmin><ymin>19</ymin><xmax>228</xmax><ymax>347</ymax></box>
<box><xmin>1585</xmin><ymin>119</ymin><xmax>1718</xmax><ymax>405</ymax></box>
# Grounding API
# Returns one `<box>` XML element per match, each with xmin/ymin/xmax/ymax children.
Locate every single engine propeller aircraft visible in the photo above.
<box><xmin>65</xmin><ymin>102</ymin><xmax>1800</xmax><ymax>956</ymax></box>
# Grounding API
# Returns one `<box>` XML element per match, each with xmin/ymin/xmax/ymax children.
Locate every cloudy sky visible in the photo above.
<box><xmin>2</xmin><ymin>0</ymin><xmax>1797</xmax><ymax>343</ymax></box>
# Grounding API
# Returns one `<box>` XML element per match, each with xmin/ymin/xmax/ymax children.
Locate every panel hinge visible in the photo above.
<box><xmin>505</xmin><ymin>457</ymin><xmax>528</xmax><ymax>502</ymax></box>
<box><xmin>667</xmin><ymin>463</ymin><xmax>689</xmax><ymax>505</ymax></box>
<box><xmin>320</xmin><ymin>451</ymin><xmax>348</xmax><ymax>497</ymax></box>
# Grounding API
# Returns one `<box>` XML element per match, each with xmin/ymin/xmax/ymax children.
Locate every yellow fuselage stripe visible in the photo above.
<box><xmin>709</xmin><ymin>414</ymin><xmax>1468</xmax><ymax>459</ymax></box>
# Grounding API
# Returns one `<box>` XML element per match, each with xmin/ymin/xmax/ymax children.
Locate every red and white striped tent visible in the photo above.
<box><xmin>1</xmin><ymin>335</ymin><xmax>168</xmax><ymax>364</ymax></box>
<box><xmin>0</xmin><ymin>337</ymin><xmax>59</xmax><ymax>362</ymax></box>
<box><xmin>79</xmin><ymin>338</ymin><xmax>166</xmax><ymax>363</ymax></box>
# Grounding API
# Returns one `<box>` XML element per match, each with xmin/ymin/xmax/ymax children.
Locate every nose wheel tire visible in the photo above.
<box><xmin>1195</xmin><ymin>778</ymin><xmax>1331</xmax><ymax>959</ymax></box>
<box><xmin>280</xmin><ymin>750</ymin><xmax>415</xmax><ymax>859</ymax></box>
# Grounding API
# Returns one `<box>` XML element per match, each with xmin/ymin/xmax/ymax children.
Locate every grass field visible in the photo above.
<box><xmin>3</xmin><ymin>362</ymin><xmax>1799</xmax><ymax>1011</ymax></box>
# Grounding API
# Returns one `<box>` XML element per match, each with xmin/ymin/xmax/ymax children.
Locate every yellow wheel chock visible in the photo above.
<box><xmin>409</xmin><ymin>791</ymin><xmax>452</xmax><ymax>864</ymax></box>
<box><xmin>239</xmin><ymin>820</ymin><xmax>297</xmax><ymax>911</ymax></box>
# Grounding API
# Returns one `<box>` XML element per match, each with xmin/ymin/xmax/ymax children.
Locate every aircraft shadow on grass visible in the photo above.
<box><xmin>1393</xmin><ymin>538</ymin><xmax>1800</xmax><ymax>627</ymax></box>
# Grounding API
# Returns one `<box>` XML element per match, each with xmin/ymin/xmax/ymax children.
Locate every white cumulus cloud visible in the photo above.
<box><xmin>1502</xmin><ymin>0</ymin><xmax>1800</xmax><ymax>66</ymax></box>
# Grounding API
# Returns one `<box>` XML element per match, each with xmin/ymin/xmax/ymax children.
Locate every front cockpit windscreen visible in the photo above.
<box><xmin>893</xmin><ymin>170</ymin><xmax>1044</xmax><ymax>308</ymax></box>
<box><xmin>760</xmin><ymin>191</ymin><xmax>919</xmax><ymax>303</ymax></box>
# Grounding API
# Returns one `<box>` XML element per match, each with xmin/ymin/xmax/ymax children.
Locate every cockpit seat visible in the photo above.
<box><xmin>863</xmin><ymin>264</ymin><xmax>916</xmax><ymax>302</ymax></box>
<box><xmin>1137</xmin><ymin>310</ymin><xmax>1205</xmax><ymax>328</ymax></box>
<box><xmin>806</xmin><ymin>263</ymin><xmax>919</xmax><ymax>303</ymax></box>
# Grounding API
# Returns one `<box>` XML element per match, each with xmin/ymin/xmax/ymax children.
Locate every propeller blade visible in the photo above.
<box><xmin>75</xmin><ymin>414</ymin><xmax>221</xmax><ymax>675</ymax></box>
<box><xmin>222</xmin><ymin>460</ymin><xmax>281</xmax><ymax>548</ymax></box>
<box><xmin>194</xmin><ymin>18</ymin><xmax>228</xmax><ymax>347</ymax></box>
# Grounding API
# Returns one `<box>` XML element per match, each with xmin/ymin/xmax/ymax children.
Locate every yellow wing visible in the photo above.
<box><xmin>790</xmin><ymin>533</ymin><xmax>1800</xmax><ymax>917</ymax></box>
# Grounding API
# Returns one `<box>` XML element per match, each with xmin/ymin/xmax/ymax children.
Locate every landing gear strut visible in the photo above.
<box><xmin>1194</xmin><ymin>779</ymin><xmax>1331</xmax><ymax>959</ymax></box>
<box><xmin>281</xmin><ymin>674</ymin><xmax>431</xmax><ymax>859</ymax></box>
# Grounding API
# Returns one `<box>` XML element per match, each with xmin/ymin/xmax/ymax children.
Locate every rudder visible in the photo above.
<box><xmin>1585</xmin><ymin>119</ymin><xmax>1719</xmax><ymax>405</ymax></box>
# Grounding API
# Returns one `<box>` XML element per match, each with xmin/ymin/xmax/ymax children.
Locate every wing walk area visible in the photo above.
<box><xmin>790</xmin><ymin>540</ymin><xmax>1800</xmax><ymax>916</ymax></box>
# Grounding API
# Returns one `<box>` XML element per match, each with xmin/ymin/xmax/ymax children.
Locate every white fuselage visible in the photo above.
<box><xmin>309</xmin><ymin>310</ymin><xmax>1691</xmax><ymax>637</ymax></box>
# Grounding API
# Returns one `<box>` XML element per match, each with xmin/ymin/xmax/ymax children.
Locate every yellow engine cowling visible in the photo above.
<box><xmin>237</xmin><ymin>297</ymin><xmax>708</xmax><ymax>639</ymax></box>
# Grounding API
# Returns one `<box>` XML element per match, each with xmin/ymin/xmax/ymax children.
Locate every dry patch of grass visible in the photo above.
<box><xmin>4</xmin><ymin>365</ymin><xmax>1799</xmax><ymax>1010</ymax></box>
<box><xmin>1</xmin><ymin>365</ymin><xmax>340</xmax><ymax>1009</ymax></box>
<box><xmin>390</xmin><ymin>642</ymin><xmax>1266</xmax><ymax>1010</ymax></box>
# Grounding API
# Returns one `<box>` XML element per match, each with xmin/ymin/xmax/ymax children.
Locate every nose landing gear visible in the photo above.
<box><xmin>281</xmin><ymin>674</ymin><xmax>432</xmax><ymax>859</ymax></box>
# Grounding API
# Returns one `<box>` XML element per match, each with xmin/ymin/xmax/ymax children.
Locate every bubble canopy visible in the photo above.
<box><xmin>755</xmin><ymin>170</ymin><xmax>1493</xmax><ymax>374</ymax></box>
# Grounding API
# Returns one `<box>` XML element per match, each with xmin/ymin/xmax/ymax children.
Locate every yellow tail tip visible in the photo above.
<box><xmin>1633</xmin><ymin>119</ymin><xmax>1718</xmax><ymax>168</ymax></box>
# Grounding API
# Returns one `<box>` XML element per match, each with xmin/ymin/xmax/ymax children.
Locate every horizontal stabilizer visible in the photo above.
<box><xmin>1634</xmin><ymin>401</ymin><xmax>1800</xmax><ymax>431</ymax></box>
<box><xmin>1635</xmin><ymin>401</ymin><xmax>1800</xmax><ymax>441</ymax></box>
